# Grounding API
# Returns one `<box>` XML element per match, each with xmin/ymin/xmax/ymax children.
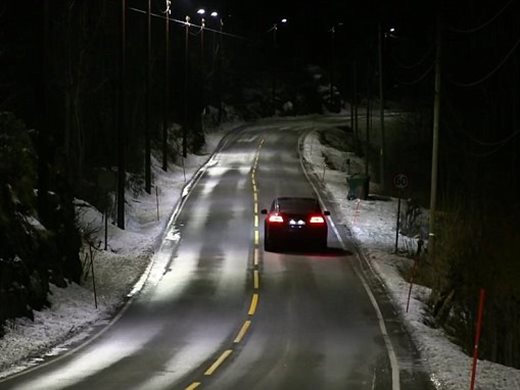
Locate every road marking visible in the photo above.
<box><xmin>248</xmin><ymin>293</ymin><xmax>259</xmax><ymax>315</ymax></box>
<box><xmin>234</xmin><ymin>320</ymin><xmax>252</xmax><ymax>343</ymax></box>
<box><xmin>185</xmin><ymin>382</ymin><xmax>201</xmax><ymax>390</ymax></box>
<box><xmin>297</xmin><ymin>130</ymin><xmax>401</xmax><ymax>390</ymax></box>
<box><xmin>254</xmin><ymin>248</ymin><xmax>259</xmax><ymax>266</ymax></box>
<box><xmin>204</xmin><ymin>350</ymin><xmax>233</xmax><ymax>376</ymax></box>
<box><xmin>254</xmin><ymin>203</ymin><xmax>258</xmax><ymax>214</ymax></box>
<box><xmin>254</xmin><ymin>215</ymin><xmax>258</xmax><ymax>228</ymax></box>
<box><xmin>254</xmin><ymin>270</ymin><xmax>259</xmax><ymax>289</ymax></box>
<box><xmin>253</xmin><ymin>192</ymin><xmax>258</xmax><ymax>203</ymax></box>
<box><xmin>254</xmin><ymin>230</ymin><xmax>259</xmax><ymax>246</ymax></box>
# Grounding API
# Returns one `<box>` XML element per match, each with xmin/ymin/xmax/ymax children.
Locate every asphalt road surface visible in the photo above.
<box><xmin>1</xmin><ymin>119</ymin><xmax>434</xmax><ymax>390</ymax></box>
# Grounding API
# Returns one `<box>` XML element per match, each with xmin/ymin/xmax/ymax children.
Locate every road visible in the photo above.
<box><xmin>0</xmin><ymin>119</ymin><xmax>433</xmax><ymax>390</ymax></box>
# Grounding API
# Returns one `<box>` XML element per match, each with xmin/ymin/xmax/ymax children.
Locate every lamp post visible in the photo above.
<box><xmin>271</xmin><ymin>18</ymin><xmax>287</xmax><ymax>112</ymax></box>
<box><xmin>329</xmin><ymin>22</ymin><xmax>343</xmax><ymax>109</ymax></box>
<box><xmin>197</xmin><ymin>9</ymin><xmax>205</xmax><ymax>62</ymax></box>
<box><xmin>183</xmin><ymin>15</ymin><xmax>190</xmax><ymax>158</ymax></box>
<box><xmin>378</xmin><ymin>23</ymin><xmax>386</xmax><ymax>191</ymax></box>
<box><xmin>215</xmin><ymin>14</ymin><xmax>224</xmax><ymax>123</ymax></box>
<box><xmin>197</xmin><ymin>9</ymin><xmax>206</xmax><ymax>119</ymax></box>
<box><xmin>162</xmin><ymin>0</ymin><xmax>171</xmax><ymax>171</ymax></box>
<box><xmin>145</xmin><ymin>0</ymin><xmax>152</xmax><ymax>194</ymax></box>
<box><xmin>117</xmin><ymin>0</ymin><xmax>127</xmax><ymax>229</ymax></box>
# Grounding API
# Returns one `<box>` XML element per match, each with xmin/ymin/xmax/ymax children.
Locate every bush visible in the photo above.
<box><xmin>429</xmin><ymin>199</ymin><xmax>520</xmax><ymax>368</ymax></box>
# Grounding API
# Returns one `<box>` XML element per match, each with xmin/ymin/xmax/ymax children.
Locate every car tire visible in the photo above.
<box><xmin>318</xmin><ymin>238</ymin><xmax>327</xmax><ymax>251</ymax></box>
<box><xmin>264</xmin><ymin>237</ymin><xmax>272</xmax><ymax>252</ymax></box>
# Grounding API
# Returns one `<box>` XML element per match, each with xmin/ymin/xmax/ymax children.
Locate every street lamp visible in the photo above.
<box><xmin>329</xmin><ymin>22</ymin><xmax>343</xmax><ymax>111</ymax></box>
<box><xmin>197</xmin><ymin>8</ymin><xmax>206</xmax><ymax>61</ymax></box>
<box><xmin>145</xmin><ymin>0</ymin><xmax>152</xmax><ymax>194</ymax></box>
<box><xmin>271</xmin><ymin>18</ymin><xmax>287</xmax><ymax>112</ymax></box>
<box><xmin>183</xmin><ymin>15</ymin><xmax>191</xmax><ymax>158</ymax></box>
<box><xmin>162</xmin><ymin>0</ymin><xmax>171</xmax><ymax>171</ymax></box>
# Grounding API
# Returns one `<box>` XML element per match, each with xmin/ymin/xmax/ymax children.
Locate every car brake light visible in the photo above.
<box><xmin>268</xmin><ymin>214</ymin><xmax>284</xmax><ymax>223</ymax></box>
<box><xmin>309</xmin><ymin>215</ymin><xmax>325</xmax><ymax>224</ymax></box>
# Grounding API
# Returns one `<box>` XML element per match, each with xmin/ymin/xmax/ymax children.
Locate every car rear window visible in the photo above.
<box><xmin>277</xmin><ymin>198</ymin><xmax>320</xmax><ymax>213</ymax></box>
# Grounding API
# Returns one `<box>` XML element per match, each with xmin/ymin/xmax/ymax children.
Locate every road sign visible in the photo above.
<box><xmin>393</xmin><ymin>173</ymin><xmax>409</xmax><ymax>190</ymax></box>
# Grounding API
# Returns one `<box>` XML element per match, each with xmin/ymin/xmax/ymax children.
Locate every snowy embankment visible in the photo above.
<box><xmin>0</xmin><ymin>126</ymin><xmax>232</xmax><ymax>378</ymax></box>
<box><xmin>302</xmin><ymin>129</ymin><xmax>520</xmax><ymax>390</ymax></box>
<box><xmin>1</xmin><ymin>120</ymin><xmax>520</xmax><ymax>390</ymax></box>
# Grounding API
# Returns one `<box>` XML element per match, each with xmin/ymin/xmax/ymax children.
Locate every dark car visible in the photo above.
<box><xmin>261</xmin><ymin>197</ymin><xmax>330</xmax><ymax>251</ymax></box>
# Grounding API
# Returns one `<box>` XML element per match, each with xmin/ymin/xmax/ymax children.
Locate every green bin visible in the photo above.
<box><xmin>346</xmin><ymin>174</ymin><xmax>370</xmax><ymax>200</ymax></box>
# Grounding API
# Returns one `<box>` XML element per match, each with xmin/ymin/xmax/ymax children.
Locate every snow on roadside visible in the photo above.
<box><xmin>302</xmin><ymin>126</ymin><xmax>520</xmax><ymax>390</ymax></box>
<box><xmin>0</xmin><ymin>123</ymin><xmax>236</xmax><ymax>378</ymax></box>
<box><xmin>2</xmin><ymin>118</ymin><xmax>520</xmax><ymax>390</ymax></box>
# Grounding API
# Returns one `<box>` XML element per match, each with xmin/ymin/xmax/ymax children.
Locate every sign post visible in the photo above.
<box><xmin>393</xmin><ymin>173</ymin><xmax>409</xmax><ymax>253</ymax></box>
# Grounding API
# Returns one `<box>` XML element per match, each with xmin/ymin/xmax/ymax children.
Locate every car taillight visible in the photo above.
<box><xmin>268</xmin><ymin>213</ymin><xmax>284</xmax><ymax>223</ymax></box>
<box><xmin>309</xmin><ymin>215</ymin><xmax>325</xmax><ymax>224</ymax></box>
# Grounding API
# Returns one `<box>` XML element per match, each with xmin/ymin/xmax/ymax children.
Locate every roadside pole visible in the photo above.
<box><xmin>393</xmin><ymin>173</ymin><xmax>409</xmax><ymax>253</ymax></box>
<box><xmin>470</xmin><ymin>289</ymin><xmax>486</xmax><ymax>390</ymax></box>
<box><xmin>394</xmin><ymin>195</ymin><xmax>402</xmax><ymax>252</ymax></box>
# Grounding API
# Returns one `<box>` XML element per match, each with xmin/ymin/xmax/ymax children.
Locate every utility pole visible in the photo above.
<box><xmin>145</xmin><ymin>0</ymin><xmax>152</xmax><ymax>194</ymax></box>
<box><xmin>117</xmin><ymin>0</ymin><xmax>126</xmax><ymax>229</ymax></box>
<box><xmin>353</xmin><ymin>60</ymin><xmax>358</xmax><ymax>142</ymax></box>
<box><xmin>200</xmin><ymin>18</ymin><xmax>206</xmax><ymax>117</ymax></box>
<box><xmin>217</xmin><ymin>18</ymin><xmax>223</xmax><ymax>124</ymax></box>
<box><xmin>365</xmin><ymin>59</ymin><xmax>371</xmax><ymax>178</ymax></box>
<box><xmin>429</xmin><ymin>13</ymin><xmax>442</xmax><ymax>260</ymax></box>
<box><xmin>272</xmin><ymin>23</ymin><xmax>277</xmax><ymax>112</ymax></box>
<box><xmin>200</xmin><ymin>18</ymin><xmax>205</xmax><ymax>63</ymax></box>
<box><xmin>37</xmin><ymin>0</ymin><xmax>50</xmax><ymax>225</ymax></box>
<box><xmin>329</xmin><ymin>26</ymin><xmax>335</xmax><ymax>107</ymax></box>
<box><xmin>183</xmin><ymin>16</ymin><xmax>190</xmax><ymax>158</ymax></box>
<box><xmin>162</xmin><ymin>0</ymin><xmax>171</xmax><ymax>171</ymax></box>
<box><xmin>378</xmin><ymin>23</ymin><xmax>386</xmax><ymax>190</ymax></box>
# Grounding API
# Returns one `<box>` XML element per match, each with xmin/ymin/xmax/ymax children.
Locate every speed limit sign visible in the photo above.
<box><xmin>393</xmin><ymin>173</ymin><xmax>409</xmax><ymax>190</ymax></box>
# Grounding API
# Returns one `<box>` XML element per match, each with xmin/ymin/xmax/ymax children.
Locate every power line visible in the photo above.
<box><xmin>127</xmin><ymin>6</ymin><xmax>245</xmax><ymax>40</ymax></box>
<box><xmin>447</xmin><ymin>0</ymin><xmax>514</xmax><ymax>34</ymax></box>
<box><xmin>396</xmin><ymin>63</ymin><xmax>434</xmax><ymax>86</ymax></box>
<box><xmin>444</xmin><ymin>97</ymin><xmax>520</xmax><ymax>150</ymax></box>
<box><xmin>392</xmin><ymin>44</ymin><xmax>434</xmax><ymax>70</ymax></box>
<box><xmin>447</xmin><ymin>33</ymin><xmax>520</xmax><ymax>87</ymax></box>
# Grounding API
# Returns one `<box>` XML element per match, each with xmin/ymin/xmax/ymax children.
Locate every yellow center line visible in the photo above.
<box><xmin>234</xmin><ymin>320</ymin><xmax>252</xmax><ymax>343</ymax></box>
<box><xmin>185</xmin><ymin>383</ymin><xmax>201</xmax><ymax>390</ymax></box>
<box><xmin>254</xmin><ymin>215</ymin><xmax>258</xmax><ymax>228</ymax></box>
<box><xmin>254</xmin><ymin>192</ymin><xmax>258</xmax><ymax>203</ymax></box>
<box><xmin>254</xmin><ymin>230</ymin><xmax>259</xmax><ymax>246</ymax></box>
<box><xmin>204</xmin><ymin>350</ymin><xmax>233</xmax><ymax>376</ymax></box>
<box><xmin>248</xmin><ymin>293</ymin><xmax>259</xmax><ymax>315</ymax></box>
<box><xmin>254</xmin><ymin>270</ymin><xmax>259</xmax><ymax>289</ymax></box>
<box><xmin>254</xmin><ymin>203</ymin><xmax>258</xmax><ymax>214</ymax></box>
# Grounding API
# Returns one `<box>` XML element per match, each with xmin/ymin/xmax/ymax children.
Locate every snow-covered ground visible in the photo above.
<box><xmin>1</xmin><ymin>118</ymin><xmax>519</xmax><ymax>389</ymax></box>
